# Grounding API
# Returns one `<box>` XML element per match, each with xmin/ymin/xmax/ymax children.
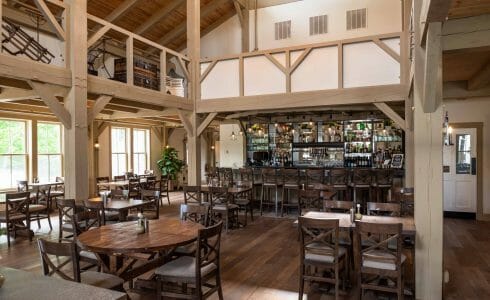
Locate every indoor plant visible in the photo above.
<box><xmin>157</xmin><ymin>147</ymin><xmax>184</xmax><ymax>191</ymax></box>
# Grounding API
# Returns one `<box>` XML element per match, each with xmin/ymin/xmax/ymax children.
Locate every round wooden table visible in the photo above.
<box><xmin>78</xmin><ymin>219</ymin><xmax>203</xmax><ymax>281</ymax></box>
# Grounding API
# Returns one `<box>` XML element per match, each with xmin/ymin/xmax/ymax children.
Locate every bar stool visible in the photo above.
<box><xmin>260</xmin><ymin>168</ymin><xmax>282</xmax><ymax>216</ymax></box>
<box><xmin>252</xmin><ymin>167</ymin><xmax>263</xmax><ymax>210</ymax></box>
<box><xmin>328</xmin><ymin>168</ymin><xmax>350</xmax><ymax>200</ymax></box>
<box><xmin>349</xmin><ymin>169</ymin><xmax>373</xmax><ymax>211</ymax></box>
<box><xmin>372</xmin><ymin>169</ymin><xmax>394</xmax><ymax>202</ymax></box>
<box><xmin>400</xmin><ymin>187</ymin><xmax>414</xmax><ymax>217</ymax></box>
<box><xmin>220</xmin><ymin>168</ymin><xmax>233</xmax><ymax>186</ymax></box>
<box><xmin>281</xmin><ymin>168</ymin><xmax>300</xmax><ymax>216</ymax></box>
<box><xmin>305</xmin><ymin>168</ymin><xmax>325</xmax><ymax>188</ymax></box>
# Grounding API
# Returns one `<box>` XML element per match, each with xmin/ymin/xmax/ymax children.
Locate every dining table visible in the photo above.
<box><xmin>77</xmin><ymin>219</ymin><xmax>203</xmax><ymax>282</ymax></box>
<box><xmin>0</xmin><ymin>267</ymin><xmax>126</xmax><ymax>300</ymax></box>
<box><xmin>79</xmin><ymin>197</ymin><xmax>151</xmax><ymax>221</ymax></box>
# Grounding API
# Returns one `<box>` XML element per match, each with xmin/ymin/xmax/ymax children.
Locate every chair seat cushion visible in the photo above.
<box><xmin>235</xmin><ymin>199</ymin><xmax>250</xmax><ymax>205</ymax></box>
<box><xmin>212</xmin><ymin>204</ymin><xmax>239</xmax><ymax>211</ymax></box>
<box><xmin>81</xmin><ymin>271</ymin><xmax>124</xmax><ymax>289</ymax></box>
<box><xmin>51</xmin><ymin>191</ymin><xmax>64</xmax><ymax>197</ymax></box>
<box><xmin>362</xmin><ymin>250</ymin><xmax>406</xmax><ymax>271</ymax></box>
<box><xmin>0</xmin><ymin>212</ymin><xmax>27</xmax><ymax>222</ymax></box>
<box><xmin>154</xmin><ymin>256</ymin><xmax>216</xmax><ymax>279</ymax></box>
<box><xmin>104</xmin><ymin>211</ymin><xmax>120</xmax><ymax>221</ymax></box>
<box><xmin>174</xmin><ymin>243</ymin><xmax>197</xmax><ymax>256</ymax></box>
<box><xmin>29</xmin><ymin>204</ymin><xmax>47</xmax><ymax>212</ymax></box>
<box><xmin>305</xmin><ymin>245</ymin><xmax>346</xmax><ymax>264</ymax></box>
<box><xmin>80</xmin><ymin>250</ymin><xmax>98</xmax><ymax>261</ymax></box>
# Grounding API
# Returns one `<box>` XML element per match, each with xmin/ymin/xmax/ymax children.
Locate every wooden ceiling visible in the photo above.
<box><xmin>87</xmin><ymin>0</ymin><xmax>237</xmax><ymax>51</ymax></box>
<box><xmin>448</xmin><ymin>0</ymin><xmax>490</xmax><ymax>19</ymax></box>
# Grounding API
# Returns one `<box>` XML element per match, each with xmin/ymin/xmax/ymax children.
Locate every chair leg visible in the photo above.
<box><xmin>260</xmin><ymin>186</ymin><xmax>265</xmax><ymax>216</ymax></box>
<box><xmin>298</xmin><ymin>266</ymin><xmax>304</xmax><ymax>300</ymax></box>
<box><xmin>335</xmin><ymin>265</ymin><xmax>339</xmax><ymax>300</ymax></box>
<box><xmin>217</xmin><ymin>271</ymin><xmax>224</xmax><ymax>300</ymax></box>
<box><xmin>156</xmin><ymin>278</ymin><xmax>162</xmax><ymax>300</ymax></box>
<box><xmin>47</xmin><ymin>213</ymin><xmax>52</xmax><ymax>230</ymax></box>
<box><xmin>7</xmin><ymin>224</ymin><xmax>11</xmax><ymax>247</ymax></box>
<box><xmin>37</xmin><ymin>214</ymin><xmax>41</xmax><ymax>229</ymax></box>
<box><xmin>167</xmin><ymin>191</ymin><xmax>170</xmax><ymax>205</ymax></box>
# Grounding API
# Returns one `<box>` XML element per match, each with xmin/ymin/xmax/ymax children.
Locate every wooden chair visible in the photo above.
<box><xmin>234</xmin><ymin>181</ymin><xmax>254</xmax><ymax>225</ymax></box>
<box><xmin>83</xmin><ymin>199</ymin><xmax>107</xmax><ymax>225</ymax></box>
<box><xmin>209</xmin><ymin>186</ymin><xmax>239</xmax><ymax>233</ymax></box>
<box><xmin>96</xmin><ymin>176</ymin><xmax>110</xmax><ymax>194</ymax></box>
<box><xmin>355</xmin><ymin>222</ymin><xmax>405</xmax><ymax>299</ymax></box>
<box><xmin>183</xmin><ymin>185</ymin><xmax>202</xmax><ymax>205</ymax></box>
<box><xmin>128</xmin><ymin>178</ymin><xmax>140</xmax><ymax>198</ymax></box>
<box><xmin>155</xmin><ymin>222</ymin><xmax>224</xmax><ymax>300</ymax></box>
<box><xmin>367</xmin><ymin>202</ymin><xmax>401</xmax><ymax>217</ymax></box>
<box><xmin>239</xmin><ymin>167</ymin><xmax>254</xmax><ymax>182</ymax></box>
<box><xmin>16</xmin><ymin>180</ymin><xmax>29</xmax><ymax>192</ymax></box>
<box><xmin>372</xmin><ymin>169</ymin><xmax>394</xmax><ymax>202</ymax></box>
<box><xmin>0</xmin><ymin>192</ymin><xmax>31</xmax><ymax>247</ymax></box>
<box><xmin>306</xmin><ymin>168</ymin><xmax>325</xmax><ymax>188</ymax></box>
<box><xmin>329</xmin><ymin>169</ymin><xmax>350</xmax><ymax>200</ymax></box>
<box><xmin>298</xmin><ymin>189</ymin><xmax>322</xmax><ymax>216</ymax></box>
<box><xmin>282</xmin><ymin>168</ymin><xmax>301</xmax><ymax>216</ymax></box>
<box><xmin>158</xmin><ymin>175</ymin><xmax>170</xmax><ymax>206</ymax></box>
<box><xmin>174</xmin><ymin>204</ymin><xmax>210</xmax><ymax>257</ymax></box>
<box><xmin>260</xmin><ymin>168</ymin><xmax>282</xmax><ymax>215</ymax></box>
<box><xmin>400</xmin><ymin>188</ymin><xmax>414</xmax><ymax>217</ymax></box>
<box><xmin>220</xmin><ymin>168</ymin><xmax>233</xmax><ymax>187</ymax></box>
<box><xmin>323</xmin><ymin>200</ymin><xmax>354</xmax><ymax>213</ymax></box>
<box><xmin>142</xmin><ymin>175</ymin><xmax>157</xmax><ymax>190</ymax></box>
<box><xmin>30</xmin><ymin>184</ymin><xmax>53</xmax><ymax>230</ymax></box>
<box><xmin>138</xmin><ymin>189</ymin><xmax>161</xmax><ymax>220</ymax></box>
<box><xmin>349</xmin><ymin>169</ymin><xmax>373</xmax><ymax>210</ymax></box>
<box><xmin>37</xmin><ymin>238</ymin><xmax>124</xmax><ymax>291</ymax></box>
<box><xmin>57</xmin><ymin>198</ymin><xmax>79</xmax><ymax>242</ymax></box>
<box><xmin>113</xmin><ymin>175</ymin><xmax>126</xmax><ymax>181</ymax></box>
<box><xmin>50</xmin><ymin>176</ymin><xmax>65</xmax><ymax>202</ymax></box>
<box><xmin>298</xmin><ymin>217</ymin><xmax>347</xmax><ymax>300</ymax></box>
<box><xmin>110</xmin><ymin>189</ymin><xmax>127</xmax><ymax>200</ymax></box>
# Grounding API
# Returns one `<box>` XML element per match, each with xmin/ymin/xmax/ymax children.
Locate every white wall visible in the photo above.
<box><xmin>200</xmin><ymin>0</ymin><xmax>402</xmax><ymax>58</ymax></box>
<box><xmin>97</xmin><ymin>126</ymin><xmax>110</xmax><ymax>178</ymax></box>
<box><xmin>219</xmin><ymin>124</ymin><xmax>245</xmax><ymax>168</ymax></box>
<box><xmin>445</xmin><ymin>98</ymin><xmax>490</xmax><ymax>214</ymax></box>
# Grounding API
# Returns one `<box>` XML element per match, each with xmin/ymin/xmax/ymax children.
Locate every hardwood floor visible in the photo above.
<box><xmin>0</xmin><ymin>193</ymin><xmax>488</xmax><ymax>299</ymax></box>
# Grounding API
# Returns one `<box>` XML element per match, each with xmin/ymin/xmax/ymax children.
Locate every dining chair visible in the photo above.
<box><xmin>174</xmin><ymin>204</ymin><xmax>210</xmax><ymax>257</ymax></box>
<box><xmin>50</xmin><ymin>176</ymin><xmax>65</xmax><ymax>203</ymax></box>
<box><xmin>367</xmin><ymin>202</ymin><xmax>401</xmax><ymax>217</ymax></box>
<box><xmin>128</xmin><ymin>178</ymin><xmax>140</xmax><ymax>198</ymax></box>
<box><xmin>323</xmin><ymin>200</ymin><xmax>354</xmax><ymax>213</ymax></box>
<box><xmin>298</xmin><ymin>189</ymin><xmax>322</xmax><ymax>216</ymax></box>
<box><xmin>142</xmin><ymin>175</ymin><xmax>157</xmax><ymax>190</ymax></box>
<box><xmin>372</xmin><ymin>169</ymin><xmax>394</xmax><ymax>202</ymax></box>
<box><xmin>0</xmin><ymin>192</ymin><xmax>31</xmax><ymax>247</ymax></box>
<box><xmin>183</xmin><ymin>185</ymin><xmax>202</xmax><ymax>205</ymax></box>
<box><xmin>260</xmin><ymin>168</ymin><xmax>282</xmax><ymax>216</ymax></box>
<box><xmin>114</xmin><ymin>175</ymin><xmax>126</xmax><ymax>181</ymax></box>
<box><xmin>72</xmin><ymin>207</ymin><xmax>104</xmax><ymax>269</ymax></box>
<box><xmin>37</xmin><ymin>238</ymin><xmax>124</xmax><ymax>291</ymax></box>
<box><xmin>234</xmin><ymin>181</ymin><xmax>254</xmax><ymax>225</ymax></box>
<box><xmin>83</xmin><ymin>199</ymin><xmax>107</xmax><ymax>225</ymax></box>
<box><xmin>155</xmin><ymin>222</ymin><xmax>224</xmax><ymax>300</ymax></box>
<box><xmin>298</xmin><ymin>217</ymin><xmax>347</xmax><ymax>300</ymax></box>
<box><xmin>30</xmin><ymin>184</ymin><xmax>53</xmax><ymax>230</ymax></box>
<box><xmin>96</xmin><ymin>176</ymin><xmax>110</xmax><ymax>194</ymax></box>
<box><xmin>220</xmin><ymin>168</ymin><xmax>233</xmax><ymax>186</ymax></box>
<box><xmin>281</xmin><ymin>168</ymin><xmax>301</xmax><ymax>216</ymax></box>
<box><xmin>137</xmin><ymin>189</ymin><xmax>161</xmax><ymax>220</ymax></box>
<box><xmin>400</xmin><ymin>187</ymin><xmax>414</xmax><ymax>217</ymax></box>
<box><xmin>209</xmin><ymin>186</ymin><xmax>239</xmax><ymax>233</ymax></box>
<box><xmin>355</xmin><ymin>221</ymin><xmax>405</xmax><ymax>299</ymax></box>
<box><xmin>349</xmin><ymin>169</ymin><xmax>374</xmax><ymax>211</ymax></box>
<box><xmin>329</xmin><ymin>168</ymin><xmax>350</xmax><ymax>200</ymax></box>
<box><xmin>306</xmin><ymin>168</ymin><xmax>325</xmax><ymax>188</ymax></box>
<box><xmin>57</xmin><ymin>198</ymin><xmax>79</xmax><ymax>242</ymax></box>
<box><xmin>16</xmin><ymin>180</ymin><xmax>29</xmax><ymax>192</ymax></box>
<box><xmin>110</xmin><ymin>189</ymin><xmax>127</xmax><ymax>200</ymax></box>
<box><xmin>158</xmin><ymin>175</ymin><xmax>170</xmax><ymax>206</ymax></box>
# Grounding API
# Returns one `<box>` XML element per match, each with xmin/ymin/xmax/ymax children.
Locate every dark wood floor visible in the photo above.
<box><xmin>0</xmin><ymin>192</ymin><xmax>488</xmax><ymax>299</ymax></box>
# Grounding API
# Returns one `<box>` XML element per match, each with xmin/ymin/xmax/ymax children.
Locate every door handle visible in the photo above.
<box><xmin>471</xmin><ymin>157</ymin><xmax>477</xmax><ymax>175</ymax></box>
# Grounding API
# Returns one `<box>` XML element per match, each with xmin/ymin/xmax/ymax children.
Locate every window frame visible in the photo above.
<box><xmin>37</xmin><ymin>121</ymin><xmax>63</xmax><ymax>182</ymax></box>
<box><xmin>0</xmin><ymin>118</ymin><xmax>28</xmax><ymax>189</ymax></box>
<box><xmin>132</xmin><ymin>128</ymin><xmax>150</xmax><ymax>175</ymax></box>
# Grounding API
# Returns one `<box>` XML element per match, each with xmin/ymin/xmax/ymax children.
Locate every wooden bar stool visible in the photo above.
<box><xmin>329</xmin><ymin>168</ymin><xmax>350</xmax><ymax>200</ymax></box>
<box><xmin>372</xmin><ymin>169</ymin><xmax>394</xmax><ymax>202</ymax></box>
<box><xmin>260</xmin><ymin>168</ymin><xmax>282</xmax><ymax>216</ymax></box>
<box><xmin>281</xmin><ymin>168</ymin><xmax>300</xmax><ymax>216</ymax></box>
<box><xmin>349</xmin><ymin>169</ymin><xmax>373</xmax><ymax>212</ymax></box>
<box><xmin>305</xmin><ymin>168</ymin><xmax>325</xmax><ymax>188</ymax></box>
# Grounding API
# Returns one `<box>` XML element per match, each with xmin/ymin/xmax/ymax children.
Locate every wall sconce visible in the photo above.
<box><xmin>447</xmin><ymin>126</ymin><xmax>454</xmax><ymax>146</ymax></box>
<box><xmin>230</xmin><ymin>130</ymin><xmax>237</xmax><ymax>141</ymax></box>
<box><xmin>94</xmin><ymin>142</ymin><xmax>100</xmax><ymax>149</ymax></box>
<box><xmin>165</xmin><ymin>145</ymin><xmax>170</xmax><ymax>149</ymax></box>
<box><xmin>211</xmin><ymin>145</ymin><xmax>215</xmax><ymax>150</ymax></box>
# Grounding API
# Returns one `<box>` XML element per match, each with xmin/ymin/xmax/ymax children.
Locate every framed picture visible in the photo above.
<box><xmin>391</xmin><ymin>154</ymin><xmax>404</xmax><ymax>168</ymax></box>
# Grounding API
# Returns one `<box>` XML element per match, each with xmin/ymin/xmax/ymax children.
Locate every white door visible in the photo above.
<box><xmin>443</xmin><ymin>128</ymin><xmax>477</xmax><ymax>213</ymax></box>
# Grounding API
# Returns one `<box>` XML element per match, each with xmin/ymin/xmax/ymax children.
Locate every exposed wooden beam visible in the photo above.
<box><xmin>134</xmin><ymin>0</ymin><xmax>184</xmax><ymax>35</ymax></box>
<box><xmin>419</xmin><ymin>0</ymin><xmax>452</xmax><ymax>45</ymax></box>
<box><xmin>99</xmin><ymin>109</ymin><xmax>177</xmax><ymax>120</ymax></box>
<box><xmin>374</xmin><ymin>102</ymin><xmax>406</xmax><ymax>130</ymax></box>
<box><xmin>177</xmin><ymin>57</ymin><xmax>190</xmax><ymax>81</ymax></box>
<box><xmin>265</xmin><ymin>53</ymin><xmax>287</xmax><ymax>74</ymax></box>
<box><xmin>423</xmin><ymin>22</ymin><xmax>442</xmax><ymax>113</ymax></box>
<box><xmin>197</xmin><ymin>84</ymin><xmax>406</xmax><ymax>113</ymax></box>
<box><xmin>197</xmin><ymin>112</ymin><xmax>217</xmax><ymax>136</ymax></box>
<box><xmin>28</xmin><ymin>81</ymin><xmax>71</xmax><ymax>128</ymax></box>
<box><xmin>88</xmin><ymin>95</ymin><xmax>112</xmax><ymax>123</ymax></box>
<box><xmin>444</xmin><ymin>81</ymin><xmax>490</xmax><ymax>100</ymax></box>
<box><xmin>0</xmin><ymin>102</ymin><xmax>54</xmax><ymax>115</ymax></box>
<box><xmin>290</xmin><ymin>48</ymin><xmax>312</xmax><ymax>74</ymax></box>
<box><xmin>373</xmin><ymin>38</ymin><xmax>401</xmax><ymax>62</ymax></box>
<box><xmin>467</xmin><ymin>61</ymin><xmax>490</xmax><ymax>91</ymax></box>
<box><xmin>97</xmin><ymin>121</ymin><xmax>109</xmax><ymax>137</ymax></box>
<box><xmin>105</xmin><ymin>0</ymin><xmax>139</xmax><ymax>22</ymax></box>
<box><xmin>87</xmin><ymin>25</ymin><xmax>111</xmax><ymax>48</ymax></box>
<box><xmin>0</xmin><ymin>88</ymin><xmax>39</xmax><ymax>102</ymax></box>
<box><xmin>233</xmin><ymin>0</ymin><xmax>244</xmax><ymax>25</ymax></box>
<box><xmin>108</xmin><ymin>98</ymin><xmax>165</xmax><ymax>111</ymax></box>
<box><xmin>442</xmin><ymin>15</ymin><xmax>490</xmax><ymax>51</ymax></box>
<box><xmin>177</xmin><ymin>109</ymin><xmax>194</xmax><ymax>137</ymax></box>
<box><xmin>200</xmin><ymin>61</ymin><xmax>218</xmax><ymax>83</ymax></box>
<box><xmin>33</xmin><ymin>0</ymin><xmax>66</xmax><ymax>41</ymax></box>
<box><xmin>126</xmin><ymin>37</ymin><xmax>134</xmax><ymax>86</ymax></box>
<box><xmin>2</xmin><ymin>6</ymin><xmax>55</xmax><ymax>37</ymax></box>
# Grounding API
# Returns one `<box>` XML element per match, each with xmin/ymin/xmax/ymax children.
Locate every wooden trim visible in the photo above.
<box><xmin>88</xmin><ymin>25</ymin><xmax>111</xmax><ymax>48</ymax></box>
<box><xmin>200</xmin><ymin>61</ymin><xmax>218</xmax><ymax>83</ymax></box>
<box><xmin>338</xmin><ymin>44</ymin><xmax>343</xmax><ymax>89</ymax></box>
<box><xmin>177</xmin><ymin>110</ymin><xmax>193</xmax><ymax>137</ymax></box>
<box><xmin>264</xmin><ymin>53</ymin><xmax>287</xmax><ymax>74</ymax></box>
<box><xmin>467</xmin><ymin>61</ymin><xmax>490</xmax><ymax>91</ymax></box>
<box><xmin>126</xmin><ymin>36</ymin><xmax>134</xmax><ymax>86</ymax></box>
<box><xmin>419</xmin><ymin>0</ymin><xmax>452</xmax><ymax>46</ymax></box>
<box><xmin>197</xmin><ymin>84</ymin><xmax>406</xmax><ymax>113</ymax></box>
<box><xmin>33</xmin><ymin>0</ymin><xmax>66</xmax><ymax>41</ymax></box>
<box><xmin>88</xmin><ymin>95</ymin><xmax>112</xmax><ymax>123</ymax></box>
<box><xmin>233</xmin><ymin>0</ymin><xmax>244</xmax><ymax>25</ymax></box>
<box><xmin>197</xmin><ymin>112</ymin><xmax>217</xmax><ymax>136</ymax></box>
<box><xmin>290</xmin><ymin>48</ymin><xmax>312</xmax><ymax>74</ymax></box>
<box><xmin>160</xmin><ymin>50</ymin><xmax>167</xmax><ymax>92</ymax></box>
<box><xmin>423</xmin><ymin>22</ymin><xmax>442</xmax><ymax>113</ymax></box>
<box><xmin>372</xmin><ymin>38</ymin><xmax>401</xmax><ymax>62</ymax></box>
<box><xmin>28</xmin><ymin>81</ymin><xmax>71</xmax><ymax>129</ymax></box>
<box><xmin>105</xmin><ymin>0</ymin><xmax>139</xmax><ymax>22</ymax></box>
<box><xmin>285</xmin><ymin>50</ymin><xmax>291</xmax><ymax>93</ymax></box>
<box><xmin>239</xmin><ymin>57</ymin><xmax>244</xmax><ymax>97</ymax></box>
<box><xmin>97</xmin><ymin>122</ymin><xmax>109</xmax><ymax>138</ymax></box>
<box><xmin>444</xmin><ymin>81</ymin><xmax>490</xmax><ymax>100</ymax></box>
<box><xmin>441</xmin><ymin>15</ymin><xmax>490</xmax><ymax>51</ymax></box>
<box><xmin>374</xmin><ymin>102</ymin><xmax>406</xmax><ymax>130</ymax></box>
<box><xmin>177</xmin><ymin>57</ymin><xmax>190</xmax><ymax>81</ymax></box>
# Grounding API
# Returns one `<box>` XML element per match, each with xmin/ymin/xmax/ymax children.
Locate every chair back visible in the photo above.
<box><xmin>83</xmin><ymin>199</ymin><xmax>106</xmax><ymax>225</ymax></box>
<box><xmin>180</xmin><ymin>204</ymin><xmax>209</xmax><ymax>226</ymax></box>
<box><xmin>125</xmin><ymin>171</ymin><xmax>135</xmax><ymax>179</ymax></box>
<box><xmin>352</xmin><ymin>169</ymin><xmax>373</xmax><ymax>186</ymax></box>
<box><xmin>73</xmin><ymin>208</ymin><xmax>102</xmax><ymax>238</ymax></box>
<box><xmin>329</xmin><ymin>169</ymin><xmax>349</xmax><ymax>186</ymax></box>
<box><xmin>220</xmin><ymin>168</ymin><xmax>233</xmax><ymax>186</ymax></box>
<box><xmin>298</xmin><ymin>189</ymin><xmax>322</xmax><ymax>213</ymax></box>
<box><xmin>355</xmin><ymin>221</ymin><xmax>403</xmax><ymax>271</ymax></box>
<box><xmin>299</xmin><ymin>217</ymin><xmax>340</xmax><ymax>262</ymax></box>
<box><xmin>367</xmin><ymin>202</ymin><xmax>401</xmax><ymax>217</ymax></box>
<box><xmin>261</xmin><ymin>168</ymin><xmax>278</xmax><ymax>185</ymax></box>
<box><xmin>306</xmin><ymin>169</ymin><xmax>325</xmax><ymax>187</ymax></box>
<box><xmin>141</xmin><ymin>189</ymin><xmax>160</xmax><ymax>218</ymax></box>
<box><xmin>282</xmin><ymin>168</ymin><xmax>300</xmax><ymax>186</ymax></box>
<box><xmin>37</xmin><ymin>238</ymin><xmax>80</xmax><ymax>282</ymax></box>
<box><xmin>375</xmin><ymin>169</ymin><xmax>394</xmax><ymax>186</ymax></box>
<box><xmin>323</xmin><ymin>200</ymin><xmax>353</xmax><ymax>213</ymax></box>
<box><xmin>96</xmin><ymin>176</ymin><xmax>110</xmax><ymax>193</ymax></box>
<box><xmin>110</xmin><ymin>189</ymin><xmax>127</xmax><ymax>200</ymax></box>
<box><xmin>195</xmin><ymin>222</ymin><xmax>223</xmax><ymax>279</ymax></box>
<box><xmin>114</xmin><ymin>175</ymin><xmax>125</xmax><ymax>181</ymax></box>
<box><xmin>239</xmin><ymin>167</ymin><xmax>254</xmax><ymax>183</ymax></box>
<box><xmin>5</xmin><ymin>192</ymin><xmax>30</xmax><ymax>221</ymax></box>
<box><xmin>183</xmin><ymin>185</ymin><xmax>202</xmax><ymax>205</ymax></box>
<box><xmin>35</xmin><ymin>185</ymin><xmax>52</xmax><ymax>209</ymax></box>
<box><xmin>16</xmin><ymin>180</ymin><xmax>29</xmax><ymax>192</ymax></box>
<box><xmin>129</xmin><ymin>178</ymin><xmax>140</xmax><ymax>189</ymax></box>
<box><xmin>209</xmin><ymin>186</ymin><xmax>230</xmax><ymax>206</ymax></box>
<box><xmin>400</xmin><ymin>190</ymin><xmax>414</xmax><ymax>217</ymax></box>
<box><xmin>159</xmin><ymin>176</ymin><xmax>169</xmax><ymax>193</ymax></box>
<box><xmin>142</xmin><ymin>176</ymin><xmax>157</xmax><ymax>190</ymax></box>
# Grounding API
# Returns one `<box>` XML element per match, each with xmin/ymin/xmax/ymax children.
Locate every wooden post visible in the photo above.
<box><xmin>31</xmin><ymin>119</ymin><xmax>38</xmax><ymax>181</ymax></box>
<box><xmin>186</xmin><ymin>0</ymin><xmax>201</xmax><ymax>185</ymax></box>
<box><xmin>64</xmin><ymin>0</ymin><xmax>89</xmax><ymax>201</ymax></box>
<box><xmin>126</xmin><ymin>36</ymin><xmax>134</xmax><ymax>86</ymax></box>
<box><xmin>239</xmin><ymin>1</ymin><xmax>250</xmax><ymax>52</ymax></box>
<box><xmin>413</xmin><ymin>1</ymin><xmax>443</xmax><ymax>299</ymax></box>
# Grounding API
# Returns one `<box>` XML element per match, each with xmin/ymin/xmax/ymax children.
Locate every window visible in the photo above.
<box><xmin>111</xmin><ymin>127</ymin><xmax>128</xmax><ymax>176</ymax></box>
<box><xmin>275</xmin><ymin>20</ymin><xmax>291</xmax><ymax>40</ymax></box>
<box><xmin>346</xmin><ymin>8</ymin><xmax>367</xmax><ymax>30</ymax></box>
<box><xmin>0</xmin><ymin>119</ymin><xmax>27</xmax><ymax>189</ymax></box>
<box><xmin>310</xmin><ymin>15</ymin><xmax>328</xmax><ymax>36</ymax></box>
<box><xmin>133</xmin><ymin>129</ymin><xmax>150</xmax><ymax>175</ymax></box>
<box><xmin>456</xmin><ymin>134</ymin><xmax>471</xmax><ymax>174</ymax></box>
<box><xmin>37</xmin><ymin>122</ymin><xmax>62</xmax><ymax>182</ymax></box>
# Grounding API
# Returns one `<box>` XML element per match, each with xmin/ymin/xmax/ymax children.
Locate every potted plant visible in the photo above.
<box><xmin>157</xmin><ymin>147</ymin><xmax>184</xmax><ymax>191</ymax></box>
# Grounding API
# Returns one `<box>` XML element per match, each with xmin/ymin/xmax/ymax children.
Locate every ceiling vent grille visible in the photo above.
<box><xmin>310</xmin><ymin>15</ymin><xmax>328</xmax><ymax>36</ymax></box>
<box><xmin>275</xmin><ymin>20</ymin><xmax>291</xmax><ymax>40</ymax></box>
<box><xmin>346</xmin><ymin>8</ymin><xmax>367</xmax><ymax>30</ymax></box>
